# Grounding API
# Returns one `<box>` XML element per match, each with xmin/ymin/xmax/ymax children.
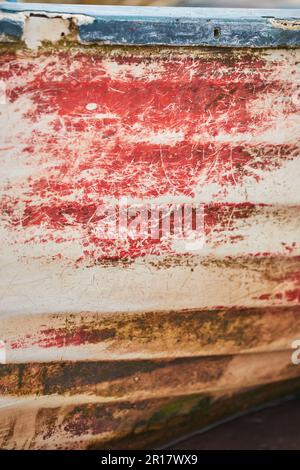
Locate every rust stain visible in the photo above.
<box><xmin>2</xmin><ymin>304</ymin><xmax>300</xmax><ymax>359</ymax></box>
<box><xmin>1</xmin><ymin>372</ymin><xmax>300</xmax><ymax>449</ymax></box>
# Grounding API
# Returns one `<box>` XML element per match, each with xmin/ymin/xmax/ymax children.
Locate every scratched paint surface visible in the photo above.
<box><xmin>0</xmin><ymin>41</ymin><xmax>300</xmax><ymax>449</ymax></box>
<box><xmin>0</xmin><ymin>47</ymin><xmax>300</xmax><ymax>311</ymax></box>
<box><xmin>1</xmin><ymin>48</ymin><xmax>300</xmax><ymax>259</ymax></box>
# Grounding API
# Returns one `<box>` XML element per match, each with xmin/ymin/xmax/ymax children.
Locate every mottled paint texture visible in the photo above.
<box><xmin>0</xmin><ymin>9</ymin><xmax>300</xmax><ymax>449</ymax></box>
<box><xmin>1</xmin><ymin>48</ymin><xmax>300</xmax><ymax>262</ymax></box>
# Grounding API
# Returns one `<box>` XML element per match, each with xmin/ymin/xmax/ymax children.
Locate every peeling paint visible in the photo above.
<box><xmin>0</xmin><ymin>5</ymin><xmax>300</xmax><ymax>450</ymax></box>
<box><xmin>23</xmin><ymin>16</ymin><xmax>71</xmax><ymax>50</ymax></box>
<box><xmin>0</xmin><ymin>11</ymin><xmax>95</xmax><ymax>48</ymax></box>
<box><xmin>271</xmin><ymin>19</ymin><xmax>300</xmax><ymax>31</ymax></box>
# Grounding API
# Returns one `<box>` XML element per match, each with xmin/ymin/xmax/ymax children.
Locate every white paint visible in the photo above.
<box><xmin>23</xmin><ymin>16</ymin><xmax>70</xmax><ymax>50</ymax></box>
<box><xmin>86</xmin><ymin>103</ymin><xmax>97</xmax><ymax>111</ymax></box>
<box><xmin>0</xmin><ymin>250</ymin><xmax>298</xmax><ymax>321</ymax></box>
<box><xmin>101</xmin><ymin>59</ymin><xmax>166</xmax><ymax>80</ymax></box>
<box><xmin>271</xmin><ymin>19</ymin><xmax>300</xmax><ymax>30</ymax></box>
<box><xmin>0</xmin><ymin>340</ymin><xmax>6</xmax><ymax>364</ymax></box>
<box><xmin>196</xmin><ymin>156</ymin><xmax>300</xmax><ymax>205</ymax></box>
<box><xmin>127</xmin><ymin>127</ymin><xmax>185</xmax><ymax>145</ymax></box>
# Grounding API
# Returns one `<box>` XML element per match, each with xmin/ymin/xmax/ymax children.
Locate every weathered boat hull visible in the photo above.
<box><xmin>0</xmin><ymin>4</ymin><xmax>300</xmax><ymax>449</ymax></box>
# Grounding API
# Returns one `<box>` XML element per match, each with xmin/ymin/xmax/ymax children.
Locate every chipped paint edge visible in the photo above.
<box><xmin>0</xmin><ymin>10</ymin><xmax>93</xmax><ymax>48</ymax></box>
<box><xmin>271</xmin><ymin>19</ymin><xmax>300</xmax><ymax>31</ymax></box>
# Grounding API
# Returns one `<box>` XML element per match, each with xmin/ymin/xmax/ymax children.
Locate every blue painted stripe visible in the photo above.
<box><xmin>0</xmin><ymin>18</ymin><xmax>23</xmax><ymax>40</ymax></box>
<box><xmin>0</xmin><ymin>3</ymin><xmax>299</xmax><ymax>47</ymax></box>
<box><xmin>79</xmin><ymin>17</ymin><xmax>300</xmax><ymax>47</ymax></box>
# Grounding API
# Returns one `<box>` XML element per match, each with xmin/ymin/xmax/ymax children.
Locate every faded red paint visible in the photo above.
<box><xmin>4</xmin><ymin>200</ymin><xmax>295</xmax><ymax>262</ymax></box>
<box><xmin>11</xmin><ymin>326</ymin><xmax>116</xmax><ymax>349</ymax></box>
<box><xmin>253</xmin><ymin>265</ymin><xmax>300</xmax><ymax>303</ymax></box>
<box><xmin>0</xmin><ymin>50</ymin><xmax>299</xmax><ymax>262</ymax></box>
